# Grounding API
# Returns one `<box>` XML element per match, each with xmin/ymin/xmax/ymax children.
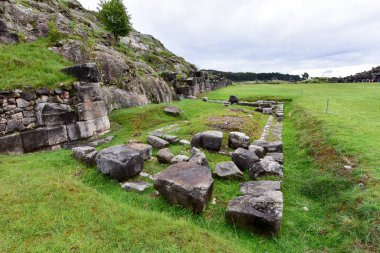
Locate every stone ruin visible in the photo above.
<box><xmin>0</xmin><ymin>82</ymin><xmax>110</xmax><ymax>154</ymax></box>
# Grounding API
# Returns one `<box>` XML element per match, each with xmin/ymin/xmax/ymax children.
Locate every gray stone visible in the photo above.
<box><xmin>248</xmin><ymin>145</ymin><xmax>266</xmax><ymax>158</ymax></box>
<box><xmin>22</xmin><ymin>117</ymin><xmax>36</xmax><ymax>125</ymax></box>
<box><xmin>95</xmin><ymin>145</ymin><xmax>144</xmax><ymax>182</ymax></box>
<box><xmin>170</xmin><ymin>155</ymin><xmax>190</xmax><ymax>164</ymax></box>
<box><xmin>67</xmin><ymin>116</ymin><xmax>111</xmax><ymax>141</ymax></box>
<box><xmin>213</xmin><ymin>161</ymin><xmax>243</xmax><ymax>179</ymax></box>
<box><xmin>263</xmin><ymin>108</ymin><xmax>273</xmax><ymax>115</ymax></box>
<box><xmin>72</xmin><ymin>146</ymin><xmax>98</xmax><ymax>166</ymax></box>
<box><xmin>191</xmin><ymin>131</ymin><xmax>223</xmax><ymax>152</ymax></box>
<box><xmin>154</xmin><ymin>162</ymin><xmax>214</xmax><ymax>213</ymax></box>
<box><xmin>16</xmin><ymin>98</ymin><xmax>30</xmax><ymax>108</ymax></box>
<box><xmin>189</xmin><ymin>147</ymin><xmax>210</xmax><ymax>168</ymax></box>
<box><xmin>6</xmin><ymin>119</ymin><xmax>25</xmax><ymax>132</ymax></box>
<box><xmin>231</xmin><ymin>148</ymin><xmax>260</xmax><ymax>171</ymax></box>
<box><xmin>76</xmin><ymin>101</ymin><xmax>108</xmax><ymax>121</ymax></box>
<box><xmin>121</xmin><ymin>181</ymin><xmax>151</xmax><ymax>192</ymax></box>
<box><xmin>21</xmin><ymin>126</ymin><xmax>68</xmax><ymax>153</ymax></box>
<box><xmin>147</xmin><ymin>136</ymin><xmax>169</xmax><ymax>149</ymax></box>
<box><xmin>150</xmin><ymin>131</ymin><xmax>179</xmax><ymax>144</ymax></box>
<box><xmin>35</xmin><ymin>103</ymin><xmax>77</xmax><ymax>126</ymax></box>
<box><xmin>229</xmin><ymin>95</ymin><xmax>239</xmax><ymax>104</ymax></box>
<box><xmin>164</xmin><ymin>106</ymin><xmax>182</xmax><ymax>117</ymax></box>
<box><xmin>228</xmin><ymin>132</ymin><xmax>250</xmax><ymax>149</ymax></box>
<box><xmin>156</xmin><ymin>148</ymin><xmax>174</xmax><ymax>164</ymax></box>
<box><xmin>126</xmin><ymin>143</ymin><xmax>152</xmax><ymax>161</ymax></box>
<box><xmin>249</xmin><ymin>156</ymin><xmax>283</xmax><ymax>179</ymax></box>
<box><xmin>252</xmin><ymin>140</ymin><xmax>283</xmax><ymax>153</ymax></box>
<box><xmin>179</xmin><ymin>140</ymin><xmax>191</xmax><ymax>146</ymax></box>
<box><xmin>62</xmin><ymin>63</ymin><xmax>101</xmax><ymax>82</ymax></box>
<box><xmin>226</xmin><ymin>191</ymin><xmax>283</xmax><ymax>236</ymax></box>
<box><xmin>0</xmin><ymin>133</ymin><xmax>24</xmax><ymax>154</ymax></box>
<box><xmin>266</xmin><ymin>153</ymin><xmax>283</xmax><ymax>165</ymax></box>
<box><xmin>240</xmin><ymin>181</ymin><xmax>281</xmax><ymax>196</ymax></box>
<box><xmin>89</xmin><ymin>136</ymin><xmax>114</xmax><ymax>147</ymax></box>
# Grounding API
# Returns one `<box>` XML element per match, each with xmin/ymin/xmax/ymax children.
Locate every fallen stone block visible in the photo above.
<box><xmin>147</xmin><ymin>136</ymin><xmax>169</xmax><ymax>149</ymax></box>
<box><xmin>164</xmin><ymin>106</ymin><xmax>182</xmax><ymax>117</ymax></box>
<box><xmin>248</xmin><ymin>145</ymin><xmax>266</xmax><ymax>158</ymax></box>
<box><xmin>72</xmin><ymin>146</ymin><xmax>98</xmax><ymax>166</ymax></box>
<box><xmin>266</xmin><ymin>153</ymin><xmax>283</xmax><ymax>165</ymax></box>
<box><xmin>228</xmin><ymin>132</ymin><xmax>250</xmax><ymax>149</ymax></box>
<box><xmin>249</xmin><ymin>156</ymin><xmax>283</xmax><ymax>179</ymax></box>
<box><xmin>154</xmin><ymin>162</ymin><xmax>214</xmax><ymax>213</ymax></box>
<box><xmin>191</xmin><ymin>131</ymin><xmax>223</xmax><ymax>152</ymax></box>
<box><xmin>171</xmin><ymin>155</ymin><xmax>190</xmax><ymax>164</ymax></box>
<box><xmin>156</xmin><ymin>148</ymin><xmax>174</xmax><ymax>164</ymax></box>
<box><xmin>189</xmin><ymin>147</ymin><xmax>210</xmax><ymax>168</ymax></box>
<box><xmin>213</xmin><ymin>161</ymin><xmax>243</xmax><ymax>179</ymax></box>
<box><xmin>231</xmin><ymin>148</ymin><xmax>260</xmax><ymax>171</ymax></box>
<box><xmin>252</xmin><ymin>140</ymin><xmax>283</xmax><ymax>153</ymax></box>
<box><xmin>126</xmin><ymin>143</ymin><xmax>152</xmax><ymax>161</ymax></box>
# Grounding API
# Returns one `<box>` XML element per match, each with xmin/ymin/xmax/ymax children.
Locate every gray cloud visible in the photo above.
<box><xmin>78</xmin><ymin>0</ymin><xmax>380</xmax><ymax>77</ymax></box>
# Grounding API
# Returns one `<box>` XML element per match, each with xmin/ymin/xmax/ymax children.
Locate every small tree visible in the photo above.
<box><xmin>302</xmin><ymin>72</ymin><xmax>309</xmax><ymax>80</ymax></box>
<box><xmin>98</xmin><ymin>0</ymin><xmax>132</xmax><ymax>40</ymax></box>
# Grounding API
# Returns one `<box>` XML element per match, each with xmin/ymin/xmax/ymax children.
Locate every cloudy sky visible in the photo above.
<box><xmin>78</xmin><ymin>0</ymin><xmax>380</xmax><ymax>77</ymax></box>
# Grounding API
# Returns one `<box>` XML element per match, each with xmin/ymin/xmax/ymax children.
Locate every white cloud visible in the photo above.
<box><xmin>78</xmin><ymin>0</ymin><xmax>380</xmax><ymax>77</ymax></box>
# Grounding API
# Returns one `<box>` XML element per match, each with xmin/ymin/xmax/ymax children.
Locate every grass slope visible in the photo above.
<box><xmin>0</xmin><ymin>84</ymin><xmax>379</xmax><ymax>252</ymax></box>
<box><xmin>0</xmin><ymin>39</ymin><xmax>75</xmax><ymax>90</ymax></box>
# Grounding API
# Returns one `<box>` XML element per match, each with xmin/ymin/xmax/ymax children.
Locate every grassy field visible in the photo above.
<box><xmin>0</xmin><ymin>39</ymin><xmax>75</xmax><ymax>90</ymax></box>
<box><xmin>0</xmin><ymin>83</ymin><xmax>379</xmax><ymax>252</ymax></box>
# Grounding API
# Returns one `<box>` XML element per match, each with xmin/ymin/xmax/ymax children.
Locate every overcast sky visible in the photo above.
<box><xmin>78</xmin><ymin>0</ymin><xmax>380</xmax><ymax>77</ymax></box>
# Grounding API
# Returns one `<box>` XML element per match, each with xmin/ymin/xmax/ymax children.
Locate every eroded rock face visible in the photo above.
<box><xmin>231</xmin><ymin>148</ymin><xmax>260</xmax><ymax>171</ymax></box>
<box><xmin>191</xmin><ymin>131</ymin><xmax>223</xmax><ymax>152</ymax></box>
<box><xmin>213</xmin><ymin>161</ymin><xmax>243</xmax><ymax>179</ymax></box>
<box><xmin>95</xmin><ymin>145</ymin><xmax>144</xmax><ymax>182</ymax></box>
<box><xmin>62</xmin><ymin>63</ymin><xmax>101</xmax><ymax>82</ymax></box>
<box><xmin>226</xmin><ymin>191</ymin><xmax>283</xmax><ymax>236</ymax></box>
<box><xmin>154</xmin><ymin>162</ymin><xmax>214</xmax><ymax>213</ymax></box>
<box><xmin>249</xmin><ymin>156</ymin><xmax>283</xmax><ymax>179</ymax></box>
<box><xmin>72</xmin><ymin>146</ymin><xmax>98</xmax><ymax>166</ymax></box>
<box><xmin>228</xmin><ymin>132</ymin><xmax>250</xmax><ymax>149</ymax></box>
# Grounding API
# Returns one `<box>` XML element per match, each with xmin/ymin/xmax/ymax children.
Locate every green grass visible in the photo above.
<box><xmin>0</xmin><ymin>39</ymin><xmax>75</xmax><ymax>90</ymax></box>
<box><xmin>0</xmin><ymin>83</ymin><xmax>379</xmax><ymax>252</ymax></box>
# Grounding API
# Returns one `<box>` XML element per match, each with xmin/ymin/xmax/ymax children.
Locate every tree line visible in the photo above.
<box><xmin>205</xmin><ymin>70</ymin><xmax>302</xmax><ymax>82</ymax></box>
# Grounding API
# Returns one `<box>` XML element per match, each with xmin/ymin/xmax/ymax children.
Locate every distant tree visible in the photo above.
<box><xmin>302</xmin><ymin>72</ymin><xmax>310</xmax><ymax>80</ymax></box>
<box><xmin>98</xmin><ymin>0</ymin><xmax>132</xmax><ymax>40</ymax></box>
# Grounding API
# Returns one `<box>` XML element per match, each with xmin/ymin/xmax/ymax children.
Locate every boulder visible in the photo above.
<box><xmin>248</xmin><ymin>145</ymin><xmax>266</xmax><ymax>158</ymax></box>
<box><xmin>156</xmin><ymin>148</ymin><xmax>175</xmax><ymax>164</ymax></box>
<box><xmin>191</xmin><ymin>131</ymin><xmax>223</xmax><ymax>152</ymax></box>
<box><xmin>95</xmin><ymin>145</ymin><xmax>144</xmax><ymax>182</ymax></box>
<box><xmin>189</xmin><ymin>147</ymin><xmax>210</xmax><ymax>168</ymax></box>
<box><xmin>171</xmin><ymin>155</ymin><xmax>190</xmax><ymax>164</ymax></box>
<box><xmin>266</xmin><ymin>153</ymin><xmax>283</xmax><ymax>165</ymax></box>
<box><xmin>226</xmin><ymin>191</ymin><xmax>283</xmax><ymax>236</ymax></box>
<box><xmin>229</xmin><ymin>95</ymin><xmax>239</xmax><ymax>105</ymax></box>
<box><xmin>164</xmin><ymin>106</ymin><xmax>182</xmax><ymax>117</ymax></box>
<box><xmin>252</xmin><ymin>141</ymin><xmax>283</xmax><ymax>153</ymax></box>
<box><xmin>154</xmin><ymin>162</ymin><xmax>214</xmax><ymax>213</ymax></box>
<box><xmin>147</xmin><ymin>136</ymin><xmax>169</xmax><ymax>149</ymax></box>
<box><xmin>121</xmin><ymin>181</ymin><xmax>151</xmax><ymax>193</ymax></box>
<box><xmin>249</xmin><ymin>156</ymin><xmax>283</xmax><ymax>179</ymax></box>
<box><xmin>126</xmin><ymin>143</ymin><xmax>152</xmax><ymax>161</ymax></box>
<box><xmin>213</xmin><ymin>161</ymin><xmax>243</xmax><ymax>179</ymax></box>
<box><xmin>228</xmin><ymin>132</ymin><xmax>250</xmax><ymax>149</ymax></box>
<box><xmin>62</xmin><ymin>63</ymin><xmax>101</xmax><ymax>82</ymax></box>
<box><xmin>240</xmin><ymin>181</ymin><xmax>281</xmax><ymax>196</ymax></box>
<box><xmin>72</xmin><ymin>146</ymin><xmax>98</xmax><ymax>166</ymax></box>
<box><xmin>150</xmin><ymin>131</ymin><xmax>179</xmax><ymax>144</ymax></box>
<box><xmin>231</xmin><ymin>148</ymin><xmax>260</xmax><ymax>171</ymax></box>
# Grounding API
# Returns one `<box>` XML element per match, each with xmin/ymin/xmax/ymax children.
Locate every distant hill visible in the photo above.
<box><xmin>205</xmin><ymin>70</ymin><xmax>302</xmax><ymax>82</ymax></box>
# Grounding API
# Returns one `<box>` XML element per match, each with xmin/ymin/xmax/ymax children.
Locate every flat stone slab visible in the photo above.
<box><xmin>147</xmin><ymin>136</ymin><xmax>169</xmax><ymax>149</ymax></box>
<box><xmin>252</xmin><ymin>140</ymin><xmax>283</xmax><ymax>153</ymax></box>
<box><xmin>72</xmin><ymin>146</ymin><xmax>98</xmax><ymax>166</ymax></box>
<box><xmin>249</xmin><ymin>156</ymin><xmax>283</xmax><ymax>179</ymax></box>
<box><xmin>154</xmin><ymin>162</ymin><xmax>214</xmax><ymax>213</ymax></box>
<box><xmin>240</xmin><ymin>181</ymin><xmax>281</xmax><ymax>196</ymax></box>
<box><xmin>96</xmin><ymin>145</ymin><xmax>144</xmax><ymax>182</ymax></box>
<box><xmin>213</xmin><ymin>161</ymin><xmax>243</xmax><ymax>179</ymax></box>
<box><xmin>150</xmin><ymin>131</ymin><xmax>179</xmax><ymax>144</ymax></box>
<box><xmin>226</xmin><ymin>191</ymin><xmax>283</xmax><ymax>236</ymax></box>
<box><xmin>121</xmin><ymin>181</ymin><xmax>152</xmax><ymax>192</ymax></box>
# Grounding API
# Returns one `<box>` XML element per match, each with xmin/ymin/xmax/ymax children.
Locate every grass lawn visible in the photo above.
<box><xmin>0</xmin><ymin>83</ymin><xmax>379</xmax><ymax>252</ymax></box>
<box><xmin>0</xmin><ymin>39</ymin><xmax>75</xmax><ymax>90</ymax></box>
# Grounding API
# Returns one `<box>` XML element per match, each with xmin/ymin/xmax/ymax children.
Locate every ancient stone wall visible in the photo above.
<box><xmin>0</xmin><ymin>82</ymin><xmax>110</xmax><ymax>154</ymax></box>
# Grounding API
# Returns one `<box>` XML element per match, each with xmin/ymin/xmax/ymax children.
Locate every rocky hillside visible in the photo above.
<box><xmin>0</xmin><ymin>0</ymin><xmax>230</xmax><ymax>110</ymax></box>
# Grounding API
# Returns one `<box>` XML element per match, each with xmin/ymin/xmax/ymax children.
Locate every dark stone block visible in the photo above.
<box><xmin>62</xmin><ymin>63</ymin><xmax>101</xmax><ymax>82</ymax></box>
<box><xmin>0</xmin><ymin>133</ymin><xmax>24</xmax><ymax>154</ymax></box>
